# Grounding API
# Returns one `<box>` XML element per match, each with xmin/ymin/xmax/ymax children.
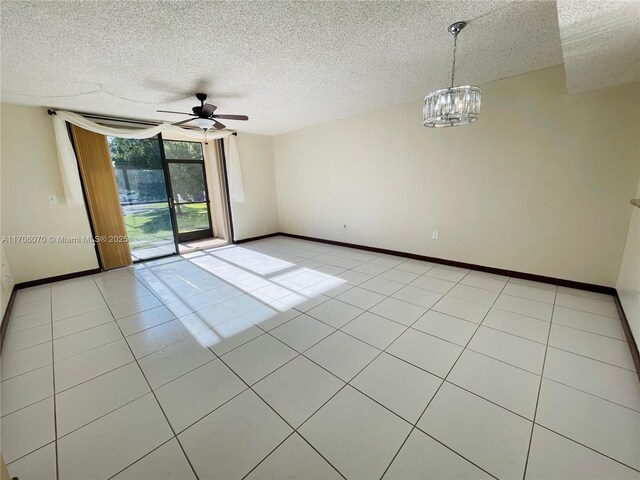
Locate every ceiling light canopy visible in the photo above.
<box><xmin>424</xmin><ymin>21</ymin><xmax>481</xmax><ymax>128</ymax></box>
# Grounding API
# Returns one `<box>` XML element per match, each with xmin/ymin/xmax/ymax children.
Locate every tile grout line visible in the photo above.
<box><xmin>90</xmin><ymin>275</ymin><xmax>203</xmax><ymax>480</ymax></box>
<box><xmin>521</xmin><ymin>285</ymin><xmax>557</xmax><ymax>479</ymax></box>
<box><xmin>377</xmin><ymin>270</ymin><xmax>511</xmax><ymax>480</ymax></box>
<box><xmin>47</xmin><ymin>284</ymin><xmax>60</xmax><ymax>480</ymax></box>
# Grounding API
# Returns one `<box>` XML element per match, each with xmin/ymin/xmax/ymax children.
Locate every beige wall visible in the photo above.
<box><xmin>274</xmin><ymin>66</ymin><xmax>640</xmax><ymax>287</ymax></box>
<box><xmin>229</xmin><ymin>133</ymin><xmax>279</xmax><ymax>240</ymax></box>
<box><xmin>616</xmin><ymin>179</ymin><xmax>640</xmax><ymax>348</ymax></box>
<box><xmin>1</xmin><ymin>104</ymin><xmax>99</xmax><ymax>283</ymax></box>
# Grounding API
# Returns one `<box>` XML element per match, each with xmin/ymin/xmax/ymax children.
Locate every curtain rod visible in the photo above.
<box><xmin>46</xmin><ymin>109</ymin><xmax>238</xmax><ymax>135</ymax></box>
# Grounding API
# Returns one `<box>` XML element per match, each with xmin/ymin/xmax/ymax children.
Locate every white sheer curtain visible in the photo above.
<box><xmin>224</xmin><ymin>135</ymin><xmax>245</xmax><ymax>203</ymax></box>
<box><xmin>51</xmin><ymin>110</ymin><xmax>242</xmax><ymax>207</ymax></box>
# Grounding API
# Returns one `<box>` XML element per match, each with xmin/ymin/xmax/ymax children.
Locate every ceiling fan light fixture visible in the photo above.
<box><xmin>194</xmin><ymin>118</ymin><xmax>216</xmax><ymax>130</ymax></box>
<box><xmin>423</xmin><ymin>21</ymin><xmax>481</xmax><ymax>128</ymax></box>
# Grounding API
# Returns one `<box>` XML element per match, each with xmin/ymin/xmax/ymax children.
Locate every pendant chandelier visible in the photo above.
<box><xmin>423</xmin><ymin>21</ymin><xmax>481</xmax><ymax>128</ymax></box>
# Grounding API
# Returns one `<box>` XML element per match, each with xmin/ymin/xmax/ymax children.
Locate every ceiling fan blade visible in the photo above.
<box><xmin>212</xmin><ymin>120</ymin><xmax>226</xmax><ymax>130</ymax></box>
<box><xmin>201</xmin><ymin>103</ymin><xmax>217</xmax><ymax>116</ymax></box>
<box><xmin>172</xmin><ymin>118</ymin><xmax>195</xmax><ymax>126</ymax></box>
<box><xmin>211</xmin><ymin>114</ymin><xmax>248</xmax><ymax>121</ymax></box>
<box><xmin>157</xmin><ymin>110</ymin><xmax>195</xmax><ymax>115</ymax></box>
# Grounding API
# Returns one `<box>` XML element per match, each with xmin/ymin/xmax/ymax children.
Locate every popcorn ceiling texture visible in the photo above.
<box><xmin>556</xmin><ymin>0</ymin><xmax>640</xmax><ymax>94</ymax></box>
<box><xmin>1</xmin><ymin>0</ymin><xmax>567</xmax><ymax>135</ymax></box>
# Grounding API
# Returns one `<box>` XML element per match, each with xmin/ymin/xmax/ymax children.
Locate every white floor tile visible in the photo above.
<box><xmin>555</xmin><ymin>291</ymin><xmax>618</xmax><ymax>317</ymax></box>
<box><xmin>494</xmin><ymin>294</ymin><xmax>553</xmax><ymax>321</ymax></box>
<box><xmin>468</xmin><ymin>326</ymin><xmax>546</xmax><ymax>374</ymax></box>
<box><xmin>548</xmin><ymin>323</ymin><xmax>635</xmax><ymax>370</ymax></box>
<box><xmin>179</xmin><ymin>389</ymin><xmax>292</xmax><ymax>479</ymax></box>
<box><xmin>243</xmin><ymin>306</ymin><xmax>300</xmax><ymax>331</ymax></box>
<box><xmin>293</xmin><ymin>294</ymin><xmax>330</xmax><ymax>312</ymax></box>
<box><xmin>1</xmin><ymin>342</ymin><xmax>52</xmax><ymax>381</ymax></box>
<box><xmin>6</xmin><ymin>310</ymin><xmax>51</xmax><ymax>335</ymax></box>
<box><xmin>53</xmin><ymin>321</ymin><xmax>123</xmax><ymax>361</ymax></box>
<box><xmin>351</xmin><ymin>353</ymin><xmax>441</xmax><ymax>423</ymax></box>
<box><xmin>425</xmin><ymin>266</ymin><xmax>468</xmax><ymax>283</ymax></box>
<box><xmin>448</xmin><ymin>349</ymin><xmax>540</xmax><ymax>419</ymax></box>
<box><xmin>395</xmin><ymin>260</ymin><xmax>436</xmax><ymax>275</ymax></box>
<box><xmin>246</xmin><ymin>433</ymin><xmax>341</xmax><ymax>480</ymax></box>
<box><xmin>113</xmin><ymin>439</ymin><xmax>196</xmax><ymax>480</ymax></box>
<box><xmin>553</xmin><ymin>305</ymin><xmax>626</xmax><ymax>340</ymax></box>
<box><xmin>2</xmin><ymin>324</ymin><xmax>51</xmax><ymax>354</ymax></box>
<box><xmin>177</xmin><ymin>303</ymin><xmax>239</xmax><ymax>335</ymax></box>
<box><xmin>412</xmin><ymin>310</ymin><xmax>477</xmax><ymax>346</ymax></box>
<box><xmin>482</xmin><ymin>307</ymin><xmax>550</xmax><ymax>343</ymax></box>
<box><xmin>391</xmin><ymin>285</ymin><xmax>442</xmax><ymax>309</ymax></box>
<box><xmin>387</xmin><ymin>328</ymin><xmax>462</xmax><ymax>378</ymax></box>
<box><xmin>410</xmin><ymin>275</ymin><xmax>456</xmax><ymax>294</ymax></box>
<box><xmin>432</xmin><ymin>296</ymin><xmax>490</xmax><ymax>323</ymax></box>
<box><xmin>384</xmin><ymin>429</ymin><xmax>492</xmax><ymax>480</ymax></box>
<box><xmin>110</xmin><ymin>295</ymin><xmax>163</xmax><ymax>320</ymax></box>
<box><xmin>11</xmin><ymin>299</ymin><xmax>50</xmax><ymax>318</ymax></box>
<box><xmin>305</xmin><ymin>331</ymin><xmax>379</xmax><ymax>381</ymax></box>
<box><xmin>508</xmin><ymin>277</ymin><xmax>557</xmax><ymax>291</ymax></box>
<box><xmin>14</xmin><ymin>286</ymin><xmax>51</xmax><ymax>305</ymax></box>
<box><xmin>502</xmin><ymin>282</ymin><xmax>556</xmax><ymax>303</ymax></box>
<box><xmin>536</xmin><ymin>379</ymin><xmax>640</xmax><ymax>469</ymax></box>
<box><xmin>418</xmin><ymin>382</ymin><xmax>532</xmax><ymax>479</ymax></box>
<box><xmin>352</xmin><ymin>262</ymin><xmax>390</xmax><ymax>276</ymax></box>
<box><xmin>126</xmin><ymin>319</ymin><xmax>192</xmax><ymax>358</ymax></box>
<box><xmin>526</xmin><ymin>425</ymin><xmax>640</xmax><ymax>480</ymax></box>
<box><xmin>370</xmin><ymin>297</ymin><xmax>427</xmax><ymax>326</ymax></box>
<box><xmin>271</xmin><ymin>314</ymin><xmax>335</xmax><ymax>352</ymax></box>
<box><xmin>544</xmin><ymin>347</ymin><xmax>640</xmax><ymax>411</ymax></box>
<box><xmin>360</xmin><ymin>277</ymin><xmax>404</xmax><ymax>296</ymax></box>
<box><xmin>337</xmin><ymin>286</ymin><xmax>386</xmax><ymax>310</ymax></box>
<box><xmin>342</xmin><ymin>311</ymin><xmax>406</xmax><ymax>349</ymax></box>
<box><xmin>306</xmin><ymin>299</ymin><xmax>364</xmax><ymax>328</ymax></box>
<box><xmin>378</xmin><ymin>268</ymin><xmax>420</xmax><ymax>285</ymax></box>
<box><xmin>53</xmin><ymin>297</ymin><xmax>106</xmax><ymax>321</ymax></box>
<box><xmin>196</xmin><ymin>317</ymin><xmax>265</xmax><ymax>356</ymax></box>
<box><xmin>1</xmin><ymin>364</ymin><xmax>53</xmax><ymax>416</ymax></box>
<box><xmin>447</xmin><ymin>284</ymin><xmax>499</xmax><ymax>306</ymax></box>
<box><xmin>164</xmin><ymin>292</ymin><xmax>219</xmax><ymax>317</ymax></box>
<box><xmin>459</xmin><ymin>272</ymin><xmax>507</xmax><ymax>293</ymax></box>
<box><xmin>57</xmin><ymin>393</ymin><xmax>173</xmax><ymax>479</ymax></box>
<box><xmin>254</xmin><ymin>355</ymin><xmax>344</xmax><ymax>427</ymax></box>
<box><xmin>138</xmin><ymin>337</ymin><xmax>216</xmax><ymax>389</ymax></box>
<box><xmin>155</xmin><ymin>359</ymin><xmax>245</xmax><ymax>432</ymax></box>
<box><xmin>6</xmin><ymin>442</ymin><xmax>56</xmax><ymax>480</ymax></box>
<box><xmin>222</xmin><ymin>334</ymin><xmax>297</xmax><ymax>385</ymax></box>
<box><xmin>56</xmin><ymin>362</ymin><xmax>150</xmax><ymax>437</ymax></box>
<box><xmin>116</xmin><ymin>306</ymin><xmax>176</xmax><ymax>336</ymax></box>
<box><xmin>52</xmin><ymin>307</ymin><xmax>115</xmax><ymax>339</ymax></box>
<box><xmin>54</xmin><ymin>338</ymin><xmax>134</xmax><ymax>392</ymax></box>
<box><xmin>0</xmin><ymin>397</ymin><xmax>54</xmax><ymax>464</ymax></box>
<box><xmin>299</xmin><ymin>386</ymin><xmax>411</xmax><ymax>480</ymax></box>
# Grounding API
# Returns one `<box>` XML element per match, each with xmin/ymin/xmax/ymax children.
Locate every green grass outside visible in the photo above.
<box><xmin>123</xmin><ymin>203</ymin><xmax>209</xmax><ymax>250</ymax></box>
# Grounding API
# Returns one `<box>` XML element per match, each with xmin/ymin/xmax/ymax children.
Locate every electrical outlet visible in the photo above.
<box><xmin>432</xmin><ymin>230</ymin><xmax>439</xmax><ymax>239</ymax></box>
<box><xmin>343</xmin><ymin>224</ymin><xmax>347</xmax><ymax>229</ymax></box>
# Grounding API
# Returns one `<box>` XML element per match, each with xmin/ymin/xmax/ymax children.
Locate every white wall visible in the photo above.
<box><xmin>229</xmin><ymin>133</ymin><xmax>279</xmax><ymax>240</ymax></box>
<box><xmin>0</xmin><ymin>105</ymin><xmax>281</xmax><ymax>282</ymax></box>
<box><xmin>1</xmin><ymin>104</ymin><xmax>99</xmax><ymax>283</ymax></box>
<box><xmin>274</xmin><ymin>66</ymin><xmax>640</xmax><ymax>287</ymax></box>
<box><xmin>616</xmin><ymin>179</ymin><xmax>640</xmax><ymax>348</ymax></box>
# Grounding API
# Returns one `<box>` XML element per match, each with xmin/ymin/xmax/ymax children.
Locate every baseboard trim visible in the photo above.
<box><xmin>15</xmin><ymin>268</ymin><xmax>102</xmax><ymax>290</ymax></box>
<box><xmin>0</xmin><ymin>288</ymin><xmax>17</xmax><ymax>354</ymax></box>
<box><xmin>234</xmin><ymin>232</ymin><xmax>280</xmax><ymax>245</ymax></box>
<box><xmin>613</xmin><ymin>295</ymin><xmax>640</xmax><ymax>382</ymax></box>
<box><xmin>279</xmin><ymin>232</ymin><xmax>616</xmax><ymax>295</ymax></box>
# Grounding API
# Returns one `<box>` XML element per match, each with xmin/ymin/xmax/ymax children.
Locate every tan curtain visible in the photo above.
<box><xmin>70</xmin><ymin>125</ymin><xmax>132</xmax><ymax>269</ymax></box>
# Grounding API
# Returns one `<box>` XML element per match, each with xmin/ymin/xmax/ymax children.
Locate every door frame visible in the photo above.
<box><xmin>161</xmin><ymin>137</ymin><xmax>215</xmax><ymax>244</ymax></box>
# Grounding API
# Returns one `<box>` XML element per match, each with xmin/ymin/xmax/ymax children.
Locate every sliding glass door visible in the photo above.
<box><xmin>108</xmin><ymin>135</ymin><xmax>178</xmax><ymax>261</ymax></box>
<box><xmin>163</xmin><ymin>141</ymin><xmax>214</xmax><ymax>243</ymax></box>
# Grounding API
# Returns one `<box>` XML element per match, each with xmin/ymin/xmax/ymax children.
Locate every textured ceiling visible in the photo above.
<box><xmin>1</xmin><ymin>0</ymin><xmax>565</xmax><ymax>135</ymax></box>
<box><xmin>557</xmin><ymin>0</ymin><xmax>640</xmax><ymax>94</ymax></box>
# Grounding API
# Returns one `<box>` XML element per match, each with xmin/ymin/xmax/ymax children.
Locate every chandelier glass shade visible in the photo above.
<box><xmin>423</xmin><ymin>22</ymin><xmax>481</xmax><ymax>128</ymax></box>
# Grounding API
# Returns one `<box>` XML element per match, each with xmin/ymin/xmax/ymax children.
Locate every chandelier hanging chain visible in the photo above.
<box><xmin>450</xmin><ymin>32</ymin><xmax>458</xmax><ymax>88</ymax></box>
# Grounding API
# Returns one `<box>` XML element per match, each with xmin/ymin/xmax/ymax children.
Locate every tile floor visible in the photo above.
<box><xmin>2</xmin><ymin>236</ymin><xmax>639</xmax><ymax>479</ymax></box>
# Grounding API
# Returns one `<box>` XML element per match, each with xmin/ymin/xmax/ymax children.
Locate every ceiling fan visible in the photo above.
<box><xmin>157</xmin><ymin>93</ymin><xmax>248</xmax><ymax>130</ymax></box>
